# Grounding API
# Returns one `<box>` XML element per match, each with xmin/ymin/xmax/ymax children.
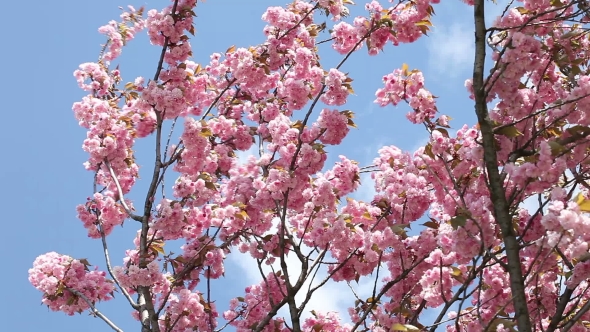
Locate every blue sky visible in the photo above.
<box><xmin>2</xmin><ymin>0</ymin><xmax>505</xmax><ymax>331</ymax></box>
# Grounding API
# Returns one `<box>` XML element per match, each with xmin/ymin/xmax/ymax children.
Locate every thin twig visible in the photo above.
<box><xmin>104</xmin><ymin>160</ymin><xmax>142</xmax><ymax>222</ymax></box>
<box><xmin>97</xmin><ymin>221</ymin><xmax>139</xmax><ymax>309</ymax></box>
<box><xmin>66</xmin><ymin>287</ymin><xmax>124</xmax><ymax>332</ymax></box>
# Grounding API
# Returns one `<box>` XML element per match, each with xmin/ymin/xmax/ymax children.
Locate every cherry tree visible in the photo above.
<box><xmin>28</xmin><ymin>0</ymin><xmax>590</xmax><ymax>331</ymax></box>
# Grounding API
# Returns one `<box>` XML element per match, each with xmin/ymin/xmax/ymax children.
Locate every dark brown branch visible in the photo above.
<box><xmin>472</xmin><ymin>0</ymin><xmax>532</xmax><ymax>331</ymax></box>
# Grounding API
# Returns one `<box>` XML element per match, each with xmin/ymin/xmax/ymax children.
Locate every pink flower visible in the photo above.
<box><xmin>29</xmin><ymin>253</ymin><xmax>115</xmax><ymax>315</ymax></box>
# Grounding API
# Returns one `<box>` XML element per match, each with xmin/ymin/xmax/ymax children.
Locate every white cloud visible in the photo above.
<box><xmin>227</xmin><ymin>221</ymin><xmax>381</xmax><ymax>326</ymax></box>
<box><xmin>235</xmin><ymin>145</ymin><xmax>259</xmax><ymax>165</ymax></box>
<box><xmin>356</xmin><ymin>100</ymin><xmax>380</xmax><ymax>119</ymax></box>
<box><xmin>352</xmin><ymin>173</ymin><xmax>377</xmax><ymax>203</ymax></box>
<box><xmin>410</xmin><ymin>134</ymin><xmax>431</xmax><ymax>154</ymax></box>
<box><xmin>485</xmin><ymin>0</ymin><xmax>514</xmax><ymax>26</ymax></box>
<box><xmin>422</xmin><ymin>0</ymin><xmax>515</xmax><ymax>79</ymax></box>
<box><xmin>226</xmin><ymin>139</ymin><xmax>409</xmax><ymax>326</ymax></box>
<box><xmin>350</xmin><ymin>141</ymin><xmax>380</xmax><ymax>203</ymax></box>
<box><xmin>227</xmin><ymin>247</ymin><xmax>352</xmax><ymax>322</ymax></box>
<box><xmin>426</xmin><ymin>23</ymin><xmax>475</xmax><ymax>78</ymax></box>
<box><xmin>520</xmin><ymin>195</ymin><xmax>541</xmax><ymax>215</ymax></box>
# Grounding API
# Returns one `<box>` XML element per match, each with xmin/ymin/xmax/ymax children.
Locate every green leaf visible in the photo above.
<box><xmin>426</xmin><ymin>5</ymin><xmax>435</xmax><ymax>15</ymax></box>
<box><xmin>205</xmin><ymin>181</ymin><xmax>217</xmax><ymax>191</ymax></box>
<box><xmin>566</xmin><ymin>125</ymin><xmax>590</xmax><ymax>136</ymax></box>
<box><xmin>550</xmin><ymin>0</ymin><xmax>565</xmax><ymax>6</ymax></box>
<box><xmin>424</xmin><ymin>143</ymin><xmax>435</xmax><ymax>159</ymax></box>
<box><xmin>380</xmin><ymin>17</ymin><xmax>394</xmax><ymax>28</ymax></box>
<box><xmin>422</xmin><ymin>221</ymin><xmax>439</xmax><ymax>229</ymax></box>
<box><xmin>575</xmin><ymin>192</ymin><xmax>590</xmax><ymax>213</ymax></box>
<box><xmin>391</xmin><ymin>323</ymin><xmax>407</xmax><ymax>331</ymax></box>
<box><xmin>571</xmin><ymin>65</ymin><xmax>582</xmax><ymax>76</ymax></box>
<box><xmin>435</xmin><ymin>128</ymin><xmax>449</xmax><ymax>137</ymax></box>
<box><xmin>487</xmin><ymin>318</ymin><xmax>517</xmax><ymax>332</ymax></box>
<box><xmin>291</xmin><ymin>120</ymin><xmax>304</xmax><ymax>130</ymax></box>
<box><xmin>340</xmin><ymin>110</ymin><xmax>355</xmax><ymax>118</ymax></box>
<box><xmin>495</xmin><ymin>125</ymin><xmax>523</xmax><ymax>138</ymax></box>
<box><xmin>150</xmin><ymin>243</ymin><xmax>165</xmax><ymax>255</ymax></box>
<box><xmin>226</xmin><ymin>45</ymin><xmax>236</xmax><ymax>54</ymax></box>
<box><xmin>371</xmin><ymin>243</ymin><xmax>382</xmax><ymax>253</ymax></box>
<box><xmin>418</xmin><ymin>25</ymin><xmax>430</xmax><ymax>36</ymax></box>
<box><xmin>234</xmin><ymin>210</ymin><xmax>249</xmax><ymax>220</ymax></box>
<box><xmin>79</xmin><ymin>258</ymin><xmax>91</xmax><ymax>266</ymax></box>
<box><xmin>344</xmin><ymin>83</ymin><xmax>355</xmax><ymax>94</ymax></box>
<box><xmin>450</xmin><ymin>215</ymin><xmax>467</xmax><ymax>229</ymax></box>
<box><xmin>548</xmin><ymin>141</ymin><xmax>565</xmax><ymax>156</ymax></box>
<box><xmin>200</xmin><ymin>127</ymin><xmax>212</xmax><ymax>137</ymax></box>
<box><xmin>415</xmin><ymin>20</ymin><xmax>432</xmax><ymax>26</ymax></box>
<box><xmin>401</xmin><ymin>63</ymin><xmax>409</xmax><ymax>76</ymax></box>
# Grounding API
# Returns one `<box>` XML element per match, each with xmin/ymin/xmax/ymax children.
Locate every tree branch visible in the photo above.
<box><xmin>472</xmin><ymin>0</ymin><xmax>532</xmax><ymax>331</ymax></box>
<box><xmin>97</xmin><ymin>220</ymin><xmax>138</xmax><ymax>309</ymax></box>
<box><xmin>104</xmin><ymin>160</ymin><xmax>143</xmax><ymax>222</ymax></box>
<box><xmin>66</xmin><ymin>287</ymin><xmax>124</xmax><ymax>332</ymax></box>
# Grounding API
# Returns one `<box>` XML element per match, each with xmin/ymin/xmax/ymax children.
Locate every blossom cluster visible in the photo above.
<box><xmin>30</xmin><ymin>0</ymin><xmax>590</xmax><ymax>331</ymax></box>
<box><xmin>28</xmin><ymin>252</ymin><xmax>115</xmax><ymax>315</ymax></box>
